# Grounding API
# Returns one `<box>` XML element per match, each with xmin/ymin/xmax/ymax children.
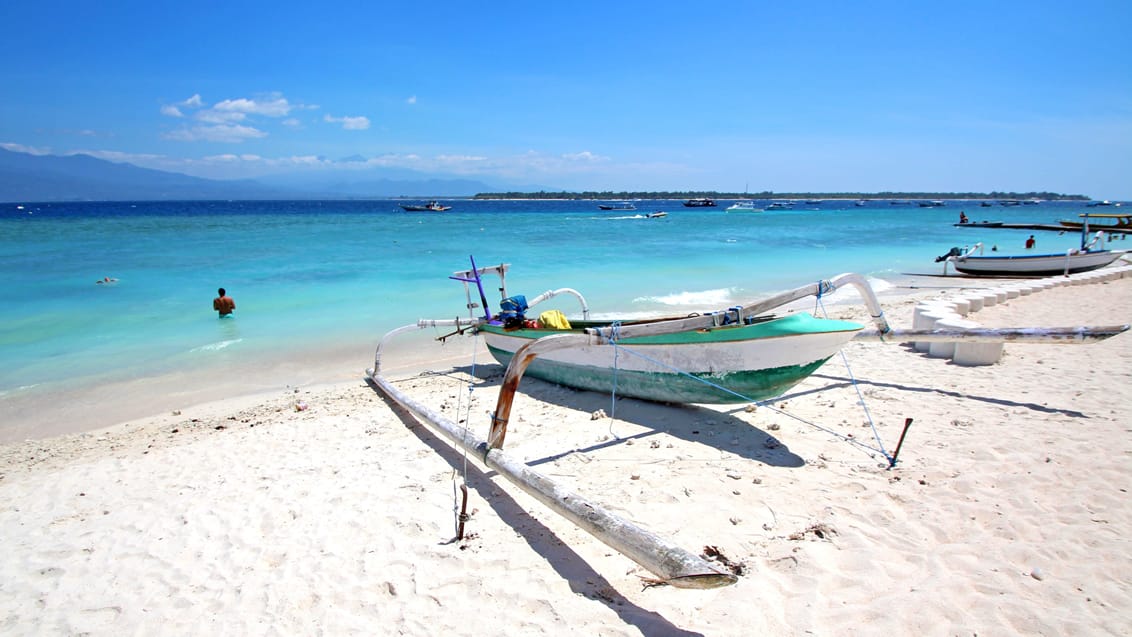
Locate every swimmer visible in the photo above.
<box><xmin>95</xmin><ymin>276</ymin><xmax>118</xmax><ymax>285</ymax></box>
<box><xmin>213</xmin><ymin>287</ymin><xmax>236</xmax><ymax>317</ymax></box>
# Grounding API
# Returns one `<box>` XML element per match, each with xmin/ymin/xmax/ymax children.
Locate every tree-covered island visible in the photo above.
<box><xmin>474</xmin><ymin>190</ymin><xmax>1089</xmax><ymax>201</ymax></box>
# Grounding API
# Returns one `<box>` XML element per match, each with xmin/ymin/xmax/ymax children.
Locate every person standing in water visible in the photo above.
<box><xmin>213</xmin><ymin>287</ymin><xmax>236</xmax><ymax>317</ymax></box>
<box><xmin>1025</xmin><ymin>235</ymin><xmax>1036</xmax><ymax>249</ymax></box>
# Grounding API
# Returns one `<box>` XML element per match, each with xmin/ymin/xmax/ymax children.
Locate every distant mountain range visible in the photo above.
<box><xmin>0</xmin><ymin>148</ymin><xmax>503</xmax><ymax>202</ymax></box>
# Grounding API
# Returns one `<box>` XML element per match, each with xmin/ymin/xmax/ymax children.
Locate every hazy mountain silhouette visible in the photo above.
<box><xmin>0</xmin><ymin>148</ymin><xmax>505</xmax><ymax>201</ymax></box>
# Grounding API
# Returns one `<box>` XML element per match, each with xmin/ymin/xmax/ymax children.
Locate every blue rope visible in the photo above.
<box><xmin>607</xmin><ymin>322</ymin><xmax>623</xmax><ymax>437</ymax></box>
<box><xmin>811</xmin><ymin>292</ymin><xmax>891</xmax><ymax>461</ymax></box>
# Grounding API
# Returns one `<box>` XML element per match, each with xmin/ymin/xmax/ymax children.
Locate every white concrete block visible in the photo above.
<box><xmin>928</xmin><ymin>317</ymin><xmax>980</xmax><ymax>359</ymax></box>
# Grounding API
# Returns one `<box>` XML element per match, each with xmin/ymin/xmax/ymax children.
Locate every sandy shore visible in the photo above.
<box><xmin>2</xmin><ymin>269</ymin><xmax>1130</xmax><ymax>635</ymax></box>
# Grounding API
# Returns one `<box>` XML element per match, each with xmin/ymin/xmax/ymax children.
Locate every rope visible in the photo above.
<box><xmin>811</xmin><ymin>290</ymin><xmax>891</xmax><ymax>461</ymax></box>
<box><xmin>440</xmin><ymin>320</ymin><xmax>482</xmax><ymax>539</ymax></box>
<box><xmin>602</xmin><ymin>324</ymin><xmax>893</xmax><ymax>463</ymax></box>
<box><xmin>607</xmin><ymin>322</ymin><xmax>623</xmax><ymax>439</ymax></box>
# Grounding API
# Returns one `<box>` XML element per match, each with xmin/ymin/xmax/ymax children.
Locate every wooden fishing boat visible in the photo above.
<box><xmin>1058</xmin><ymin>213</ymin><xmax>1131</xmax><ymax>231</ymax></box>
<box><xmin>598</xmin><ymin>201</ymin><xmax>636</xmax><ymax>211</ymax></box>
<box><xmin>682</xmin><ymin>198</ymin><xmax>717</xmax><ymax>207</ymax></box>
<box><xmin>374</xmin><ymin>260</ymin><xmax>890</xmax><ymax>407</ymax></box>
<box><xmin>941</xmin><ymin>231</ymin><xmax>1128</xmax><ymax>277</ymax></box>
<box><xmin>479</xmin><ymin>311</ymin><xmax>863</xmax><ymax>404</ymax></box>
<box><xmin>365</xmin><ymin>258</ymin><xmax>1128</xmax><ymax>590</ymax></box>
<box><xmin>400</xmin><ymin>201</ymin><xmax>452</xmax><ymax>212</ymax></box>
<box><xmin>946</xmin><ymin>250</ymin><xmax>1124</xmax><ymax>276</ymax></box>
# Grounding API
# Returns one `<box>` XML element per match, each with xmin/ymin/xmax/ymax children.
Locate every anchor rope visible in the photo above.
<box><xmin>607</xmin><ymin>322</ymin><xmax>623</xmax><ymax>439</ymax></box>
<box><xmin>442</xmin><ymin>320</ymin><xmax>482</xmax><ymax>538</ymax></box>
<box><xmin>599</xmin><ymin>299</ymin><xmax>894</xmax><ymax>462</ymax></box>
<box><xmin>812</xmin><ymin>288</ymin><xmax>891</xmax><ymax>460</ymax></box>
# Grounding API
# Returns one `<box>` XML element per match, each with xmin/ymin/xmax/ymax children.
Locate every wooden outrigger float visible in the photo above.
<box><xmin>367</xmin><ymin>259</ymin><xmax>1128</xmax><ymax>588</ymax></box>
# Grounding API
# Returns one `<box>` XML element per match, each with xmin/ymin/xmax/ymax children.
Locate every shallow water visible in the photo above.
<box><xmin>1</xmin><ymin>198</ymin><xmax>1116</xmax><ymax>438</ymax></box>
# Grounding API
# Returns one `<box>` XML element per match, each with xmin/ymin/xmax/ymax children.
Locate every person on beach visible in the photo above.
<box><xmin>1025</xmin><ymin>235</ymin><xmax>1036</xmax><ymax>249</ymax></box>
<box><xmin>213</xmin><ymin>288</ymin><xmax>236</xmax><ymax>318</ymax></box>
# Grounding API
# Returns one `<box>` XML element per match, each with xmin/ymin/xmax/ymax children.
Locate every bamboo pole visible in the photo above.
<box><xmin>854</xmin><ymin>324</ymin><xmax>1129</xmax><ymax>344</ymax></box>
<box><xmin>583</xmin><ymin>273</ymin><xmax>891</xmax><ymax>340</ymax></box>
<box><xmin>365</xmin><ymin>370</ymin><xmax>738</xmax><ymax>590</ymax></box>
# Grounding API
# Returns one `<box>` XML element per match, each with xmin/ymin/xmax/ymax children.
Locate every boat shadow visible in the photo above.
<box><xmin>804</xmin><ymin>372</ymin><xmax>1088</xmax><ymax>418</ymax></box>
<box><xmin>459</xmin><ymin>363</ymin><xmax>806</xmax><ymax>468</ymax></box>
<box><xmin>371</xmin><ymin>380</ymin><xmax>709</xmax><ymax>637</ymax></box>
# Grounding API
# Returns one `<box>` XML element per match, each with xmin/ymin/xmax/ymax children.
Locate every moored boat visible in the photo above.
<box><xmin>725</xmin><ymin>200</ymin><xmax>761</xmax><ymax>212</ymax></box>
<box><xmin>598</xmin><ymin>201</ymin><xmax>636</xmax><ymax>211</ymax></box>
<box><xmin>1058</xmin><ymin>213</ymin><xmax>1131</xmax><ymax>231</ymax></box>
<box><xmin>400</xmin><ymin>201</ymin><xmax>452</xmax><ymax>212</ymax></box>
<box><xmin>683</xmin><ymin>198</ymin><xmax>717</xmax><ymax>207</ymax></box>
<box><xmin>941</xmin><ymin>231</ymin><xmax>1128</xmax><ymax>277</ymax></box>
<box><xmin>480</xmin><ymin>311</ymin><xmax>864</xmax><ymax>404</ymax></box>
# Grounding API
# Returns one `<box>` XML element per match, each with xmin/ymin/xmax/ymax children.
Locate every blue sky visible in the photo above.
<box><xmin>2</xmin><ymin>1</ymin><xmax>1129</xmax><ymax>197</ymax></box>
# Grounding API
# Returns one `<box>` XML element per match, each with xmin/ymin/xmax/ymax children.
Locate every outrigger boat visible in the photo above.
<box><xmin>400</xmin><ymin>201</ymin><xmax>452</xmax><ymax>212</ymax></box>
<box><xmin>1058</xmin><ymin>212</ymin><xmax>1131</xmax><ymax>232</ymax></box>
<box><xmin>366</xmin><ymin>257</ymin><xmax>1128</xmax><ymax>589</ymax></box>
<box><xmin>941</xmin><ymin>227</ymin><xmax>1129</xmax><ymax>277</ymax></box>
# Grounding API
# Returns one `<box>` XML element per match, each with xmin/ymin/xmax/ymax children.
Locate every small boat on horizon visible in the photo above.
<box><xmin>683</xmin><ymin>198</ymin><xmax>717</xmax><ymax>207</ymax></box>
<box><xmin>725</xmin><ymin>200</ymin><xmax>761</xmax><ymax>212</ymax></box>
<box><xmin>765</xmin><ymin>201</ymin><xmax>794</xmax><ymax>210</ymax></box>
<box><xmin>400</xmin><ymin>201</ymin><xmax>452</xmax><ymax>212</ymax></box>
<box><xmin>599</xmin><ymin>201</ymin><xmax>636</xmax><ymax>211</ymax></box>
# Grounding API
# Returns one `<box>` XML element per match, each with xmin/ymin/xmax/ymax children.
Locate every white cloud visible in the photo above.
<box><xmin>324</xmin><ymin>114</ymin><xmax>371</xmax><ymax>130</ymax></box>
<box><xmin>406</xmin><ymin>95</ymin><xmax>417</xmax><ymax>105</ymax></box>
<box><xmin>281</xmin><ymin>118</ymin><xmax>301</xmax><ymax>127</ymax></box>
<box><xmin>182</xmin><ymin>94</ymin><xmax>204</xmax><ymax>108</ymax></box>
<box><xmin>437</xmin><ymin>154</ymin><xmax>487</xmax><ymax>163</ymax></box>
<box><xmin>161</xmin><ymin>105</ymin><xmax>184</xmax><ymax>117</ymax></box>
<box><xmin>214</xmin><ymin>95</ymin><xmax>293</xmax><ymax>117</ymax></box>
<box><xmin>195</xmin><ymin>109</ymin><xmax>247</xmax><ymax>124</ymax></box>
<box><xmin>562</xmin><ymin>151</ymin><xmax>608</xmax><ymax>163</ymax></box>
<box><xmin>162</xmin><ymin>124</ymin><xmax>268</xmax><ymax>143</ymax></box>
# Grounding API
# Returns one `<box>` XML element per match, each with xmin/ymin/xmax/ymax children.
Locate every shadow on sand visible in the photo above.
<box><xmin>442</xmin><ymin>362</ymin><xmax>806</xmax><ymax>468</ymax></box>
<box><xmin>372</xmin><ymin>383</ymin><xmax>709</xmax><ymax>637</ymax></box>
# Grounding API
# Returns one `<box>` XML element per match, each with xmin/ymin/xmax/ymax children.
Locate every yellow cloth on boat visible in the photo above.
<box><xmin>538</xmin><ymin>309</ymin><xmax>572</xmax><ymax>330</ymax></box>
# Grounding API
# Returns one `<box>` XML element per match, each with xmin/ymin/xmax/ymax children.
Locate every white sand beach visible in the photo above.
<box><xmin>2</xmin><ymin>269</ymin><xmax>1130</xmax><ymax>636</ymax></box>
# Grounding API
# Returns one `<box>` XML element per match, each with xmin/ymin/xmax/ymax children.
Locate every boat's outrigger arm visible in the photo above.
<box><xmin>581</xmin><ymin>272</ymin><xmax>890</xmax><ymax>341</ymax></box>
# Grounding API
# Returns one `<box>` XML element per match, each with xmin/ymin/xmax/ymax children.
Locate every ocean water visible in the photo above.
<box><xmin>0</xmin><ymin>198</ymin><xmax>1118</xmax><ymax>436</ymax></box>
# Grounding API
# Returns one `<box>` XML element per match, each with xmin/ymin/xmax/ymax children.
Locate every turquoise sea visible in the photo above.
<box><xmin>0</xmin><ymin>198</ymin><xmax>1120</xmax><ymax>439</ymax></box>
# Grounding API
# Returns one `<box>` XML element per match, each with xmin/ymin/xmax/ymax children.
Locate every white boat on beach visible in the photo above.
<box><xmin>940</xmin><ymin>231</ymin><xmax>1128</xmax><ymax>277</ymax></box>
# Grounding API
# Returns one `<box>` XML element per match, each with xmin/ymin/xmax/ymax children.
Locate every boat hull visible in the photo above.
<box><xmin>952</xmin><ymin>251</ymin><xmax>1124</xmax><ymax>276</ymax></box>
<box><xmin>480</xmin><ymin>313</ymin><xmax>863</xmax><ymax>404</ymax></box>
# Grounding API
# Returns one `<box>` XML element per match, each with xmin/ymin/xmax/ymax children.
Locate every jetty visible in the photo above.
<box><xmin>953</xmin><ymin>222</ymin><xmax>1132</xmax><ymax>235</ymax></box>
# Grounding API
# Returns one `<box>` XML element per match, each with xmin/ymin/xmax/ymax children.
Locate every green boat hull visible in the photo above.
<box><xmin>480</xmin><ymin>312</ymin><xmax>862</xmax><ymax>404</ymax></box>
<box><xmin>485</xmin><ymin>346</ymin><xmax>834</xmax><ymax>403</ymax></box>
